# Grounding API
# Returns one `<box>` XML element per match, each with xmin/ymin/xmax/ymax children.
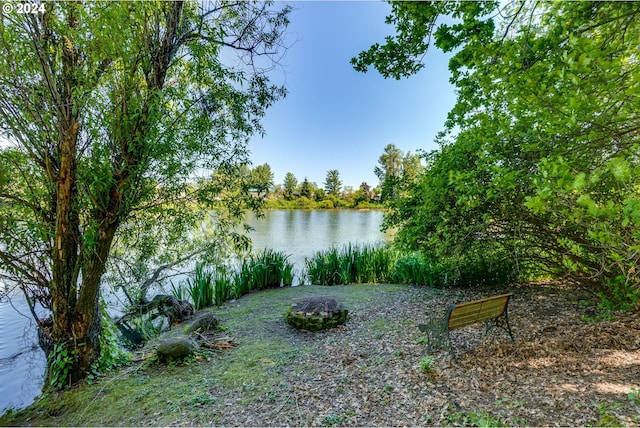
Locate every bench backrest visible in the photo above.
<box><xmin>447</xmin><ymin>293</ymin><xmax>513</xmax><ymax>331</ymax></box>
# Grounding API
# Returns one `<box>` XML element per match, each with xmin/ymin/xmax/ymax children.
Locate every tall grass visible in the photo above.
<box><xmin>185</xmin><ymin>262</ymin><xmax>215</xmax><ymax>310</ymax></box>
<box><xmin>390</xmin><ymin>252</ymin><xmax>438</xmax><ymax>286</ymax></box>
<box><xmin>234</xmin><ymin>249</ymin><xmax>294</xmax><ymax>295</ymax></box>
<box><xmin>304</xmin><ymin>243</ymin><xmax>397</xmax><ymax>285</ymax></box>
<box><xmin>174</xmin><ymin>245</ymin><xmax>440</xmax><ymax>310</ymax></box>
<box><xmin>172</xmin><ymin>250</ymin><xmax>295</xmax><ymax>309</ymax></box>
<box><xmin>213</xmin><ymin>266</ymin><xmax>234</xmax><ymax>305</ymax></box>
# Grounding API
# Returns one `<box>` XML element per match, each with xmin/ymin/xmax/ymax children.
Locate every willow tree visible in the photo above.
<box><xmin>355</xmin><ymin>1</ymin><xmax>640</xmax><ymax>305</ymax></box>
<box><xmin>0</xmin><ymin>0</ymin><xmax>290</xmax><ymax>387</ymax></box>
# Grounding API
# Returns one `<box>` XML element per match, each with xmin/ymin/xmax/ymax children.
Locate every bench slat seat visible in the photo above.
<box><xmin>418</xmin><ymin>293</ymin><xmax>514</xmax><ymax>361</ymax></box>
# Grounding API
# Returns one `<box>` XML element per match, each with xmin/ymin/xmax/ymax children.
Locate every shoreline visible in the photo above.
<box><xmin>3</xmin><ymin>282</ymin><xmax>638</xmax><ymax>426</ymax></box>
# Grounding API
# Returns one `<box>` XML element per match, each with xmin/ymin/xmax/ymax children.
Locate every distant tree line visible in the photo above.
<box><xmin>240</xmin><ymin>144</ymin><xmax>423</xmax><ymax>209</ymax></box>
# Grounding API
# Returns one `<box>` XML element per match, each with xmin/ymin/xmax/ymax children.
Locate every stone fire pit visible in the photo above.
<box><xmin>285</xmin><ymin>296</ymin><xmax>348</xmax><ymax>332</ymax></box>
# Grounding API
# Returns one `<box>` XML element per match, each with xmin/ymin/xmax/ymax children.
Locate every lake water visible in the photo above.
<box><xmin>0</xmin><ymin>209</ymin><xmax>387</xmax><ymax>412</ymax></box>
<box><xmin>247</xmin><ymin>209</ymin><xmax>389</xmax><ymax>282</ymax></box>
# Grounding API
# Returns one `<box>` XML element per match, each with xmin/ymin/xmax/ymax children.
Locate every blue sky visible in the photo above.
<box><xmin>248</xmin><ymin>1</ymin><xmax>457</xmax><ymax>189</ymax></box>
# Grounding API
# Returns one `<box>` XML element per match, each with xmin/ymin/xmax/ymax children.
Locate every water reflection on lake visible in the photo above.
<box><xmin>0</xmin><ymin>285</ymin><xmax>46</xmax><ymax>412</ymax></box>
<box><xmin>247</xmin><ymin>209</ymin><xmax>389</xmax><ymax>281</ymax></box>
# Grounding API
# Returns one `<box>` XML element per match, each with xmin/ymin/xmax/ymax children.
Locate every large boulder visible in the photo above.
<box><xmin>157</xmin><ymin>335</ymin><xmax>198</xmax><ymax>361</ymax></box>
<box><xmin>285</xmin><ymin>296</ymin><xmax>348</xmax><ymax>332</ymax></box>
<box><xmin>184</xmin><ymin>312</ymin><xmax>220</xmax><ymax>334</ymax></box>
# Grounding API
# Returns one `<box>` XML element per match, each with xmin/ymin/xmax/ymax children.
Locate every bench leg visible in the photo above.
<box><xmin>419</xmin><ymin>317</ymin><xmax>456</xmax><ymax>361</ymax></box>
<box><xmin>484</xmin><ymin>310</ymin><xmax>514</xmax><ymax>341</ymax></box>
<box><xmin>446</xmin><ymin>328</ymin><xmax>456</xmax><ymax>362</ymax></box>
<box><xmin>434</xmin><ymin>326</ymin><xmax>456</xmax><ymax>362</ymax></box>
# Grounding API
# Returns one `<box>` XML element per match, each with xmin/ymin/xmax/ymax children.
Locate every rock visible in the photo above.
<box><xmin>157</xmin><ymin>335</ymin><xmax>198</xmax><ymax>361</ymax></box>
<box><xmin>184</xmin><ymin>312</ymin><xmax>220</xmax><ymax>334</ymax></box>
<box><xmin>285</xmin><ymin>296</ymin><xmax>348</xmax><ymax>332</ymax></box>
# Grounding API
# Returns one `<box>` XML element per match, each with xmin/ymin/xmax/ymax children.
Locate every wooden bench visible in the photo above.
<box><xmin>418</xmin><ymin>293</ymin><xmax>514</xmax><ymax>361</ymax></box>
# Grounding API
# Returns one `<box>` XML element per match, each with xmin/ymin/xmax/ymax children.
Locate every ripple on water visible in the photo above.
<box><xmin>0</xmin><ymin>290</ymin><xmax>46</xmax><ymax>413</ymax></box>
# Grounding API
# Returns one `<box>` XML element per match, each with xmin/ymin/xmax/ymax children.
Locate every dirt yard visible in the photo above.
<box><xmin>205</xmin><ymin>281</ymin><xmax>640</xmax><ymax>426</ymax></box>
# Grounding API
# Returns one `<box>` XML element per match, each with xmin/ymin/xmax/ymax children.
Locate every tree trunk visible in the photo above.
<box><xmin>43</xmin><ymin>2</ymin><xmax>105</xmax><ymax>387</ymax></box>
<box><xmin>41</xmin><ymin>0</ymin><xmax>186</xmax><ymax>388</ymax></box>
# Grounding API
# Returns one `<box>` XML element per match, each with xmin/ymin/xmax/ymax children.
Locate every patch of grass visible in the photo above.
<box><xmin>0</xmin><ymin>284</ymin><xmax>422</xmax><ymax>426</ymax></box>
<box><xmin>445</xmin><ymin>410</ymin><xmax>513</xmax><ymax>427</ymax></box>
<box><xmin>369</xmin><ymin>317</ymin><xmax>388</xmax><ymax>333</ymax></box>
<box><xmin>323</xmin><ymin>413</ymin><xmax>346</xmax><ymax>427</ymax></box>
<box><xmin>211</xmin><ymin>338</ymin><xmax>298</xmax><ymax>396</ymax></box>
<box><xmin>420</xmin><ymin>356</ymin><xmax>434</xmax><ymax>374</ymax></box>
<box><xmin>581</xmin><ymin>310</ymin><xmax>615</xmax><ymax>323</ymax></box>
<box><xmin>185</xmin><ymin>392</ymin><xmax>216</xmax><ymax>408</ymax></box>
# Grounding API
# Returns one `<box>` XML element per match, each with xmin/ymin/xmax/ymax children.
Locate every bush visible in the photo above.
<box><xmin>293</xmin><ymin>196</ymin><xmax>314</xmax><ymax>209</ymax></box>
<box><xmin>599</xmin><ymin>275</ymin><xmax>640</xmax><ymax>311</ymax></box>
<box><xmin>433</xmin><ymin>249</ymin><xmax>520</xmax><ymax>288</ymax></box>
<box><xmin>317</xmin><ymin>199</ymin><xmax>334</xmax><ymax>209</ymax></box>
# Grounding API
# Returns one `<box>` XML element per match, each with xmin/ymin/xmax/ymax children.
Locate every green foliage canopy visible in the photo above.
<box><xmin>324</xmin><ymin>169</ymin><xmax>343</xmax><ymax>197</ymax></box>
<box><xmin>374</xmin><ymin>144</ymin><xmax>423</xmax><ymax>203</ymax></box>
<box><xmin>249</xmin><ymin>163</ymin><xmax>275</xmax><ymax>196</ymax></box>
<box><xmin>0</xmin><ymin>0</ymin><xmax>290</xmax><ymax>386</ymax></box>
<box><xmin>356</xmin><ymin>1</ymin><xmax>640</xmax><ymax>306</ymax></box>
<box><xmin>283</xmin><ymin>171</ymin><xmax>297</xmax><ymax>200</ymax></box>
<box><xmin>300</xmin><ymin>177</ymin><xmax>313</xmax><ymax>199</ymax></box>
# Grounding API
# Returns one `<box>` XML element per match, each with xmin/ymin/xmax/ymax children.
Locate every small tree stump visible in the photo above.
<box><xmin>285</xmin><ymin>296</ymin><xmax>348</xmax><ymax>331</ymax></box>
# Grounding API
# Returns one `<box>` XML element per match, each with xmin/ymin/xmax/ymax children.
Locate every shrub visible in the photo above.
<box><xmin>432</xmin><ymin>248</ymin><xmax>521</xmax><ymax>288</ymax></box>
<box><xmin>599</xmin><ymin>275</ymin><xmax>640</xmax><ymax>311</ymax></box>
<box><xmin>317</xmin><ymin>199</ymin><xmax>334</xmax><ymax>209</ymax></box>
<box><xmin>419</xmin><ymin>356</ymin><xmax>433</xmax><ymax>373</ymax></box>
<box><xmin>96</xmin><ymin>303</ymin><xmax>130</xmax><ymax>373</ymax></box>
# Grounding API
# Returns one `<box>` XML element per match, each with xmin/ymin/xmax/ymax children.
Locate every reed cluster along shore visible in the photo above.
<box><xmin>175</xmin><ymin>249</ymin><xmax>295</xmax><ymax>310</ymax></box>
<box><xmin>175</xmin><ymin>244</ymin><xmax>438</xmax><ymax>310</ymax></box>
<box><xmin>304</xmin><ymin>243</ymin><xmax>437</xmax><ymax>287</ymax></box>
